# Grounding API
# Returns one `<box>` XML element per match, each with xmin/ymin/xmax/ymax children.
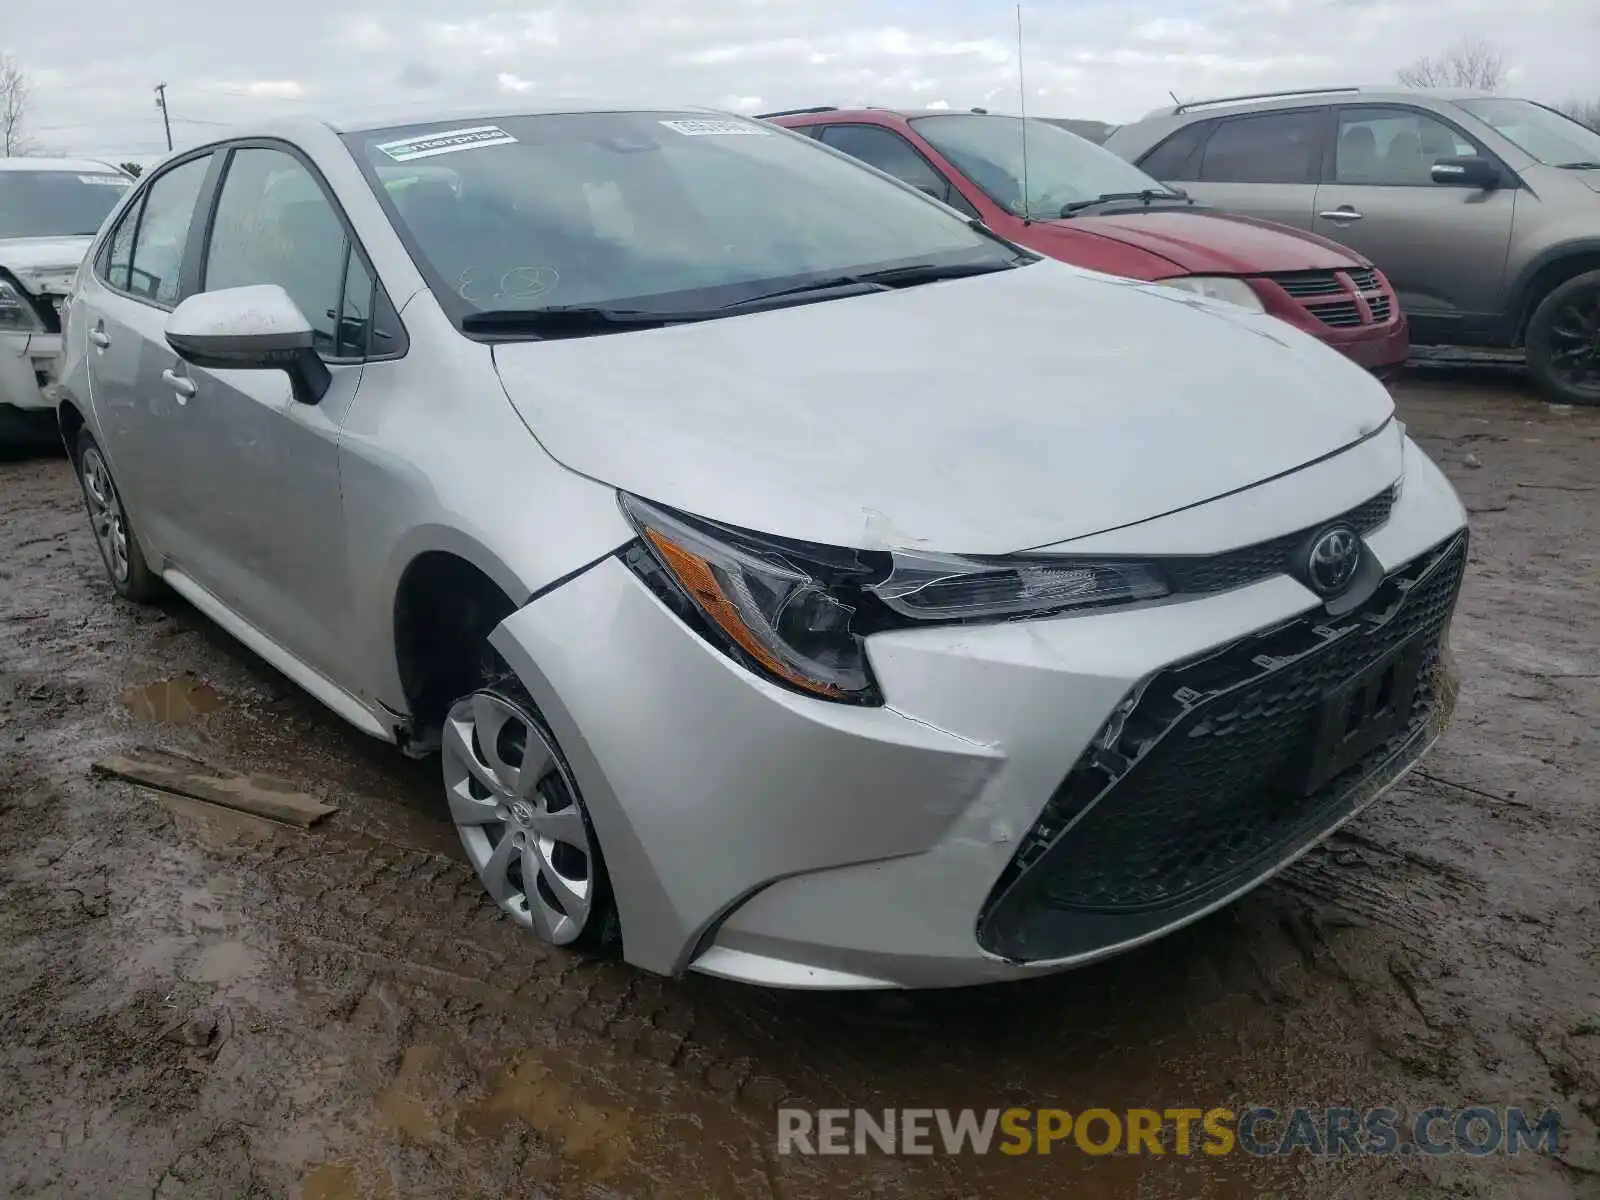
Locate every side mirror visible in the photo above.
<box><xmin>1430</xmin><ymin>155</ymin><xmax>1500</xmax><ymax>189</ymax></box>
<box><xmin>165</xmin><ymin>284</ymin><xmax>331</xmax><ymax>406</ymax></box>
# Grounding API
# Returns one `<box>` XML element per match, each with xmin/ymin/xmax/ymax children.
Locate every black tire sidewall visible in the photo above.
<box><xmin>1526</xmin><ymin>269</ymin><xmax>1600</xmax><ymax>407</ymax></box>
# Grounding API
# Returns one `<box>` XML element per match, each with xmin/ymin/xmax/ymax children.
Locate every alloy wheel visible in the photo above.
<box><xmin>80</xmin><ymin>446</ymin><xmax>130</xmax><ymax>585</ymax></box>
<box><xmin>442</xmin><ymin>691</ymin><xmax>595</xmax><ymax>945</ymax></box>
<box><xmin>1546</xmin><ymin>282</ymin><xmax>1600</xmax><ymax>399</ymax></box>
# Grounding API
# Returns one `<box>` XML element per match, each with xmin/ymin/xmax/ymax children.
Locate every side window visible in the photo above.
<box><xmin>203</xmin><ymin>148</ymin><xmax>349</xmax><ymax>355</ymax></box>
<box><xmin>334</xmin><ymin>247</ymin><xmax>373</xmax><ymax>358</ymax></box>
<box><xmin>1138</xmin><ymin>122</ymin><xmax>1210</xmax><ymax>181</ymax></box>
<box><xmin>1199</xmin><ymin>111</ymin><xmax>1322</xmax><ymax>184</ymax></box>
<box><xmin>123</xmin><ymin>154</ymin><xmax>212</xmax><ymax>305</ymax></box>
<box><xmin>102</xmin><ymin>195</ymin><xmax>144</xmax><ymax>291</ymax></box>
<box><xmin>818</xmin><ymin>125</ymin><xmax>951</xmax><ymax>201</ymax></box>
<box><xmin>1334</xmin><ymin>107</ymin><xmax>1479</xmax><ymax>185</ymax></box>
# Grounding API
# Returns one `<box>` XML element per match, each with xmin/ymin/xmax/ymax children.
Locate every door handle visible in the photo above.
<box><xmin>161</xmin><ymin>367</ymin><xmax>197</xmax><ymax>403</ymax></box>
<box><xmin>1318</xmin><ymin>208</ymin><xmax>1363</xmax><ymax>222</ymax></box>
<box><xmin>89</xmin><ymin>328</ymin><xmax>112</xmax><ymax>349</ymax></box>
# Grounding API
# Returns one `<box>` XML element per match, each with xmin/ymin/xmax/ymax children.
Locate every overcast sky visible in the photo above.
<box><xmin>7</xmin><ymin>0</ymin><xmax>1598</xmax><ymax>160</ymax></box>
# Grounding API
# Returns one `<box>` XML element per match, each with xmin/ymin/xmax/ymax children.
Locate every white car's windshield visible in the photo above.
<box><xmin>0</xmin><ymin>169</ymin><xmax>130</xmax><ymax>239</ymax></box>
<box><xmin>348</xmin><ymin>111</ymin><xmax>1019</xmax><ymax>325</ymax></box>
<box><xmin>910</xmin><ymin>113</ymin><xmax>1180</xmax><ymax>219</ymax></box>
<box><xmin>1458</xmin><ymin>98</ymin><xmax>1600</xmax><ymax>167</ymax></box>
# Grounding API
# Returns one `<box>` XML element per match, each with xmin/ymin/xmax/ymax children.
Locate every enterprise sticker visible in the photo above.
<box><xmin>78</xmin><ymin>174</ymin><xmax>129</xmax><ymax>186</ymax></box>
<box><xmin>659</xmin><ymin>118</ymin><xmax>770</xmax><ymax>137</ymax></box>
<box><xmin>375</xmin><ymin>125</ymin><xmax>519</xmax><ymax>162</ymax></box>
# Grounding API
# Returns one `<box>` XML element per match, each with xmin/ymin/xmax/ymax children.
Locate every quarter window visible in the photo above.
<box><xmin>1138</xmin><ymin>122</ymin><xmax>1210</xmax><ymax>181</ymax></box>
<box><xmin>1198</xmin><ymin>111</ymin><xmax>1322</xmax><ymax>184</ymax></box>
<box><xmin>1334</xmin><ymin>107</ymin><xmax>1478</xmax><ymax>185</ymax></box>
<box><xmin>819</xmin><ymin>125</ymin><xmax>951</xmax><ymax>201</ymax></box>
<box><xmin>103</xmin><ymin>195</ymin><xmax>144</xmax><ymax>292</ymax></box>
<box><xmin>121</xmin><ymin>154</ymin><xmax>213</xmax><ymax>305</ymax></box>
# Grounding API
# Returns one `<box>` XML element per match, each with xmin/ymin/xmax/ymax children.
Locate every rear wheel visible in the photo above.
<box><xmin>1525</xmin><ymin>269</ymin><xmax>1600</xmax><ymax>406</ymax></box>
<box><xmin>74</xmin><ymin>429</ymin><xmax>162</xmax><ymax>601</ymax></box>
<box><xmin>441</xmin><ymin>671</ymin><xmax>620</xmax><ymax>955</ymax></box>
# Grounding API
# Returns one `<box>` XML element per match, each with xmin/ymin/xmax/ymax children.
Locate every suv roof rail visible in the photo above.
<box><xmin>753</xmin><ymin>106</ymin><xmax>839</xmax><ymax>119</ymax></box>
<box><xmin>1172</xmin><ymin>86</ymin><xmax>1362</xmax><ymax>114</ymax></box>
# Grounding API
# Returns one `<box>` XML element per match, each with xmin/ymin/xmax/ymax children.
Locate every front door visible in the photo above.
<box><xmin>1314</xmin><ymin>105</ymin><xmax>1517</xmax><ymax>337</ymax></box>
<box><xmin>169</xmin><ymin>144</ymin><xmax>373</xmax><ymax>681</ymax></box>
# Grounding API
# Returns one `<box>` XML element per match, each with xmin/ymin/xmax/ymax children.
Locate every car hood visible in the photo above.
<box><xmin>0</xmin><ymin>235</ymin><xmax>93</xmax><ymax>297</ymax></box>
<box><xmin>492</xmin><ymin>259</ymin><xmax>1396</xmax><ymax>555</ymax></box>
<box><xmin>1059</xmin><ymin>210</ymin><xmax>1368</xmax><ymax>276</ymax></box>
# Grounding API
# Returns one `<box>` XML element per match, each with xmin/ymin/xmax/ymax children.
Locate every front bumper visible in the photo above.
<box><xmin>489</xmin><ymin>435</ymin><xmax>1468</xmax><ymax>989</ymax></box>
<box><xmin>0</xmin><ymin>332</ymin><xmax>63</xmax><ymax>443</ymax></box>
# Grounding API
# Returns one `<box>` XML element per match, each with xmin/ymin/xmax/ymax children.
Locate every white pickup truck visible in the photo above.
<box><xmin>1</xmin><ymin>158</ymin><xmax>133</xmax><ymax>444</ymax></box>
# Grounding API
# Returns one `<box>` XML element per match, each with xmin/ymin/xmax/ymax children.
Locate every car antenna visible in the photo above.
<box><xmin>1168</xmin><ymin>89</ymin><xmax>1181</xmax><ymax>106</ymax></box>
<box><xmin>1016</xmin><ymin>4</ymin><xmax>1031</xmax><ymax>224</ymax></box>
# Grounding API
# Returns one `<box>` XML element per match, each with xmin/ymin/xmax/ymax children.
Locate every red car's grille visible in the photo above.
<box><xmin>1267</xmin><ymin>268</ymin><xmax>1397</xmax><ymax>329</ymax></box>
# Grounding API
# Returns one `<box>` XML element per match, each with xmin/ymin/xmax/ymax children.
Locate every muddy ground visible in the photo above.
<box><xmin>1</xmin><ymin>370</ymin><xmax>1596</xmax><ymax>1199</ymax></box>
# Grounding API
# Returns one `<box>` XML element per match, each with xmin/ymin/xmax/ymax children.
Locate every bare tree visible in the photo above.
<box><xmin>1558</xmin><ymin>98</ymin><xmax>1600</xmax><ymax>132</ymax></box>
<box><xmin>1396</xmin><ymin>38</ymin><xmax>1506</xmax><ymax>91</ymax></box>
<box><xmin>1</xmin><ymin>53</ymin><xmax>32</xmax><ymax>156</ymax></box>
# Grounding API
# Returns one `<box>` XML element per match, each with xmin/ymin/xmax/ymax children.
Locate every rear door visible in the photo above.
<box><xmin>173</xmin><ymin>142</ymin><xmax>403</xmax><ymax>680</ymax></box>
<box><xmin>1314</xmin><ymin>104</ymin><xmax>1516</xmax><ymax>332</ymax></box>
<box><xmin>78</xmin><ymin>150</ymin><xmax>217</xmax><ymax>564</ymax></box>
<box><xmin>1174</xmin><ymin>108</ymin><xmax>1327</xmax><ymax>230</ymax></box>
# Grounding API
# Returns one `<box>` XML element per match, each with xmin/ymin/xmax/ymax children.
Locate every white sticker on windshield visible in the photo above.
<box><xmin>78</xmin><ymin>174</ymin><xmax>128</xmax><ymax>186</ymax></box>
<box><xmin>375</xmin><ymin>125</ymin><xmax>518</xmax><ymax>162</ymax></box>
<box><xmin>658</xmin><ymin>118</ymin><xmax>770</xmax><ymax>137</ymax></box>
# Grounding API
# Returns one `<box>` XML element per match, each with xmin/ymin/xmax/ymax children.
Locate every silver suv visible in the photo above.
<box><xmin>1105</xmin><ymin>88</ymin><xmax>1600</xmax><ymax>404</ymax></box>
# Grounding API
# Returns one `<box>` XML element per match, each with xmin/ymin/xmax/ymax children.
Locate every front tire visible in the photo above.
<box><xmin>441</xmin><ymin>672</ymin><xmax>621</xmax><ymax>956</ymax></box>
<box><xmin>1525</xmin><ymin>269</ymin><xmax>1600</xmax><ymax>406</ymax></box>
<box><xmin>74</xmin><ymin>429</ymin><xmax>162</xmax><ymax>602</ymax></box>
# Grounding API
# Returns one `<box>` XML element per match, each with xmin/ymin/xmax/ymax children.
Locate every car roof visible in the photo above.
<box><xmin>1132</xmin><ymin>85</ymin><xmax>1497</xmax><ymax>123</ymax></box>
<box><xmin>762</xmin><ymin>107</ymin><xmax>1019</xmax><ymax>123</ymax></box>
<box><xmin>0</xmin><ymin>155</ymin><xmax>127</xmax><ymax>175</ymax></box>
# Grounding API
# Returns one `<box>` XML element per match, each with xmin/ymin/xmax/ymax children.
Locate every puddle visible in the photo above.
<box><xmin>187</xmin><ymin>939</ymin><xmax>263</xmax><ymax>985</ymax></box>
<box><xmin>298</xmin><ymin>1163</ymin><xmax>363</xmax><ymax>1200</ymax></box>
<box><xmin>121</xmin><ymin>675</ymin><xmax>225</xmax><ymax>724</ymax></box>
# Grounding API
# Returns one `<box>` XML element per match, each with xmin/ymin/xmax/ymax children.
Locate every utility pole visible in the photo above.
<box><xmin>154</xmin><ymin>82</ymin><xmax>172</xmax><ymax>151</ymax></box>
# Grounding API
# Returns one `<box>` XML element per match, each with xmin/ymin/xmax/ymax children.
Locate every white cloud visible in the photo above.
<box><xmin>5</xmin><ymin>0</ymin><xmax>1596</xmax><ymax>158</ymax></box>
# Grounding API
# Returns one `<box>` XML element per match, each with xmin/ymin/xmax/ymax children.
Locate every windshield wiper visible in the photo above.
<box><xmin>1058</xmin><ymin>189</ymin><xmax>1190</xmax><ymax>217</ymax></box>
<box><xmin>461</xmin><ymin>306</ymin><xmax>702</xmax><ymax>336</ymax></box>
<box><xmin>720</xmin><ymin>259</ymin><xmax>1023</xmax><ymax>310</ymax></box>
<box><xmin>1554</xmin><ymin>160</ymin><xmax>1600</xmax><ymax>169</ymax></box>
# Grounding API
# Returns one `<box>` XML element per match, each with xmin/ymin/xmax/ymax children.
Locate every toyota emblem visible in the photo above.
<box><xmin>1305</xmin><ymin>526</ymin><xmax>1361</xmax><ymax>598</ymax></box>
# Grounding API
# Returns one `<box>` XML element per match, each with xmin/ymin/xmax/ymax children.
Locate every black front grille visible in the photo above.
<box><xmin>979</xmin><ymin>532</ymin><xmax>1467</xmax><ymax>963</ymax></box>
<box><xmin>1307</xmin><ymin>299</ymin><xmax>1364</xmax><ymax>328</ymax></box>
<box><xmin>1273</xmin><ymin>271</ymin><xmax>1344</xmax><ymax>298</ymax></box>
<box><xmin>1160</xmin><ymin>485</ymin><xmax>1395</xmax><ymax>596</ymax></box>
<box><xmin>1346</xmin><ymin>268</ymin><xmax>1380</xmax><ymax>292</ymax></box>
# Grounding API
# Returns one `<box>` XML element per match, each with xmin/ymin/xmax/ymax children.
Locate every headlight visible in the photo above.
<box><xmin>1154</xmin><ymin>275</ymin><xmax>1265</xmax><ymax>313</ymax></box>
<box><xmin>620</xmin><ymin>495</ymin><xmax>1172</xmax><ymax>705</ymax></box>
<box><xmin>0</xmin><ymin>278</ymin><xmax>44</xmax><ymax>334</ymax></box>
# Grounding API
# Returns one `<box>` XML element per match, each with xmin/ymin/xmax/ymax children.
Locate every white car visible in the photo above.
<box><xmin>0</xmin><ymin>158</ymin><xmax>132</xmax><ymax>443</ymax></box>
<box><xmin>56</xmin><ymin>106</ymin><xmax>1468</xmax><ymax>989</ymax></box>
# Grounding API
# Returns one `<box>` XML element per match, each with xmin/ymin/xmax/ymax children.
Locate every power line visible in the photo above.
<box><xmin>153</xmin><ymin>82</ymin><xmax>172</xmax><ymax>151</ymax></box>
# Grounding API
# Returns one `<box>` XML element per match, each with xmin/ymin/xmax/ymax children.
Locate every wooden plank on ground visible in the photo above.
<box><xmin>90</xmin><ymin>745</ymin><xmax>339</xmax><ymax>828</ymax></box>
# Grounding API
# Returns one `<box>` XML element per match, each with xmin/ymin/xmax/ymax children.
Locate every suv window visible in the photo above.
<box><xmin>1138</xmin><ymin>122</ymin><xmax>1210</xmax><ymax>181</ymax></box>
<box><xmin>1335</xmin><ymin>107</ymin><xmax>1477</xmax><ymax>185</ymax></box>
<box><xmin>118</xmin><ymin>154</ymin><xmax>212</xmax><ymax>305</ymax></box>
<box><xmin>1199</xmin><ymin>111</ymin><xmax>1321</xmax><ymax>184</ymax></box>
<box><xmin>204</xmin><ymin>147</ymin><xmax>352</xmax><ymax>355</ymax></box>
<box><xmin>818</xmin><ymin>125</ymin><xmax>951</xmax><ymax>200</ymax></box>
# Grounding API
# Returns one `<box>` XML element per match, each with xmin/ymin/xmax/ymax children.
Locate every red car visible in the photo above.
<box><xmin>765</xmin><ymin>107</ymin><xmax>1408</xmax><ymax>375</ymax></box>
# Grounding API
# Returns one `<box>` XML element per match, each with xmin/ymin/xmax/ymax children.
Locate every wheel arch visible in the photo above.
<box><xmin>56</xmin><ymin>395</ymin><xmax>87</xmax><ymax>462</ymax></box>
<box><xmin>1510</xmin><ymin>240</ymin><xmax>1600</xmax><ymax>345</ymax></box>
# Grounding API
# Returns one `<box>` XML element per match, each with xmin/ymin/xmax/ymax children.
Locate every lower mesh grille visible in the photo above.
<box><xmin>978</xmin><ymin>532</ymin><xmax>1467</xmax><ymax>962</ymax></box>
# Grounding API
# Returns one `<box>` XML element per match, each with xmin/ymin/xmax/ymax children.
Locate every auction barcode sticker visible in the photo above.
<box><xmin>659</xmin><ymin>118</ymin><xmax>770</xmax><ymax>137</ymax></box>
<box><xmin>78</xmin><ymin>174</ymin><xmax>128</xmax><ymax>186</ymax></box>
<box><xmin>375</xmin><ymin>126</ymin><xmax>519</xmax><ymax>162</ymax></box>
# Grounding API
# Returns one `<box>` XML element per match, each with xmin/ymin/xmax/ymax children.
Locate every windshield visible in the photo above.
<box><xmin>346</xmin><ymin>111</ymin><xmax>1014</xmax><ymax>323</ymax></box>
<box><xmin>0</xmin><ymin>169</ymin><xmax>130</xmax><ymax>238</ymax></box>
<box><xmin>1457</xmin><ymin>98</ymin><xmax>1600</xmax><ymax>166</ymax></box>
<box><xmin>910</xmin><ymin>114</ymin><xmax>1175</xmax><ymax>219</ymax></box>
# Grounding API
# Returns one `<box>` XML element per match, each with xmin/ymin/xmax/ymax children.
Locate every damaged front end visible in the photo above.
<box><xmin>977</xmin><ymin>531</ymin><xmax>1468</xmax><ymax>964</ymax></box>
